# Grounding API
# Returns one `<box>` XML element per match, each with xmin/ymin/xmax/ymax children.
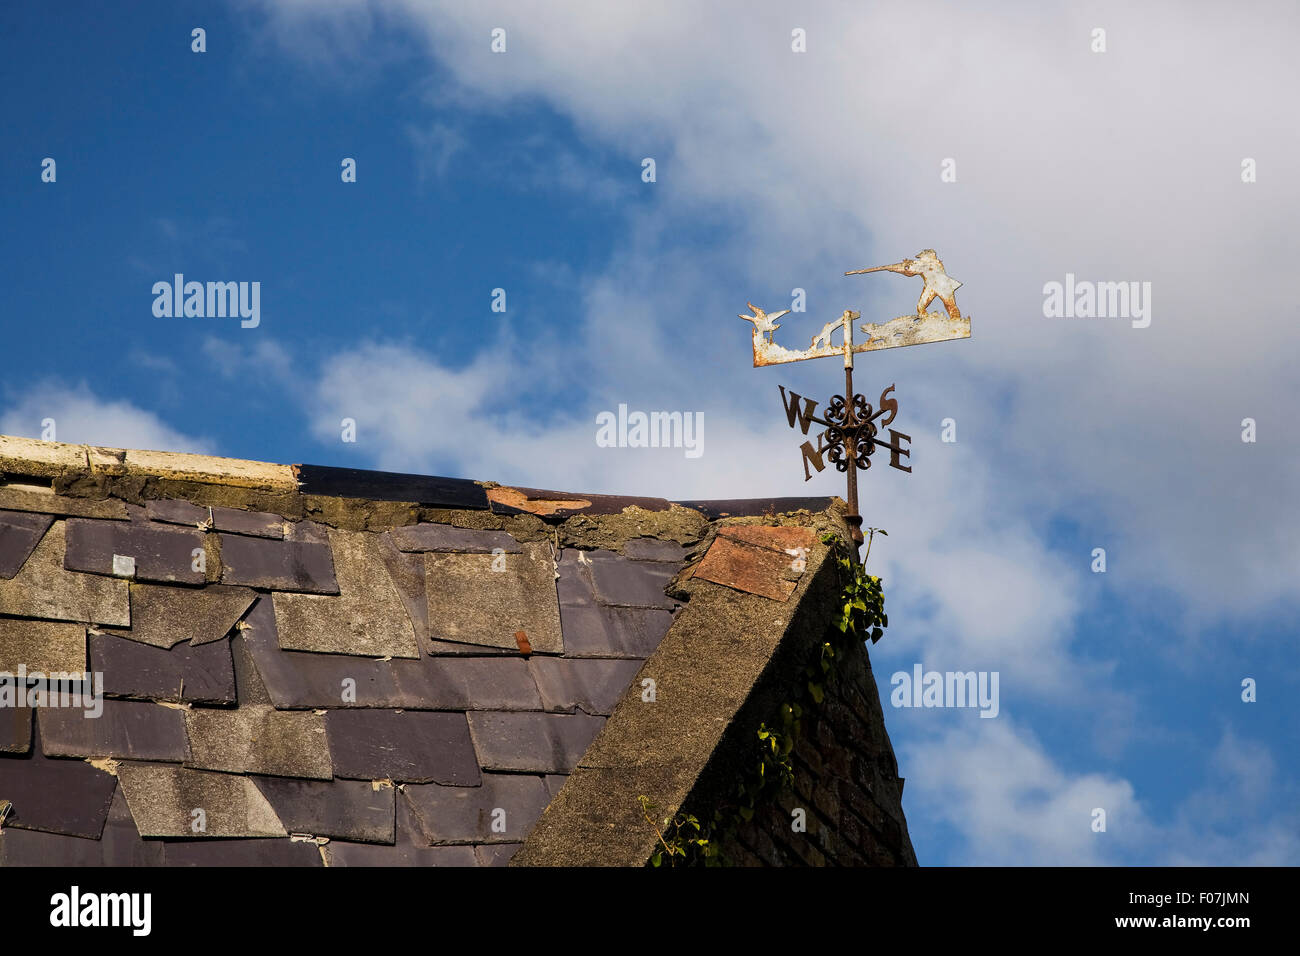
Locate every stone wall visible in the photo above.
<box><xmin>711</xmin><ymin>626</ymin><xmax>918</xmax><ymax>867</ymax></box>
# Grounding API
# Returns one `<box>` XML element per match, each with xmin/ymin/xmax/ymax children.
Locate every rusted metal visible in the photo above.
<box><xmin>738</xmin><ymin>250</ymin><xmax>967</xmax><ymax>561</ymax></box>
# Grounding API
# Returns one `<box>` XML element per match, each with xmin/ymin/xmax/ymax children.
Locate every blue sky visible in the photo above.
<box><xmin>2</xmin><ymin>0</ymin><xmax>1297</xmax><ymax>865</ymax></box>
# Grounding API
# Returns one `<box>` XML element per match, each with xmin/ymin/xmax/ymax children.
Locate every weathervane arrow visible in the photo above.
<box><xmin>737</xmin><ymin>249</ymin><xmax>971</xmax><ymax>560</ymax></box>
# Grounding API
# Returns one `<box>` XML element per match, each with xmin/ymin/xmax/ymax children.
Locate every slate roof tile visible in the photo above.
<box><xmin>1</xmin><ymin>703</ymin><xmax>32</xmax><ymax>753</ymax></box>
<box><xmin>327</xmin><ymin>710</ymin><xmax>481</xmax><ymax>785</ymax></box>
<box><xmin>219</xmin><ymin>532</ymin><xmax>338</xmax><ymax>593</ymax></box>
<box><xmin>389</xmin><ymin>524</ymin><xmax>520</xmax><ymax>553</ymax></box>
<box><xmin>0</xmin><ymin>483</ymin><xmax>128</xmax><ymax>520</ymax></box>
<box><xmin>0</xmin><ymin>724</ymin><xmax>118</xmax><ymax>837</ymax></box>
<box><xmin>253</xmin><ymin>776</ymin><xmax>396</xmax><ymax>844</ymax></box>
<box><xmin>272</xmin><ymin>529</ymin><xmax>420</xmax><ymax>658</ymax></box>
<box><xmin>425</xmin><ymin>542</ymin><xmax>562</xmax><ymax>652</ymax></box>
<box><xmin>116</xmin><ymin>762</ymin><xmax>288</xmax><ymax>837</ymax></box>
<box><xmin>0</xmin><ymin>509</ymin><xmax>54</xmax><ymax>578</ymax></box>
<box><xmin>467</xmin><ymin>711</ymin><xmax>606</xmax><ymax>773</ymax></box>
<box><xmin>475</xmin><ymin>843</ymin><xmax>523</xmax><ymax>866</ymax></box>
<box><xmin>404</xmin><ymin>773</ymin><xmax>551</xmax><ymax>845</ymax></box>
<box><xmin>210</xmin><ymin>506</ymin><xmax>284</xmax><ymax>538</ymax></box>
<box><xmin>64</xmin><ymin>517</ymin><xmax>206</xmax><ymax>584</ymax></box>
<box><xmin>0</xmin><ymin>521</ymin><xmax>129</xmax><ymax>626</ymax></box>
<box><xmin>184</xmin><ymin>705</ymin><xmax>332</xmax><ymax>779</ymax></box>
<box><xmin>674</xmin><ymin>496</ymin><xmax>832</xmax><ymax>519</ymax></box>
<box><xmin>621</xmin><ymin>537</ymin><xmax>687</xmax><ymax>562</ymax></box>
<box><xmin>587</xmin><ymin>550</ymin><xmax>678</xmax><ymax>609</ymax></box>
<box><xmin>558</xmin><ymin>604</ymin><xmax>674</xmax><ymax>659</ymax></box>
<box><xmin>89</xmin><ymin>631</ymin><xmax>236</xmax><ymax>705</ymax></box>
<box><xmin>528</xmin><ymin>658</ymin><xmax>645</xmax><ymax>715</ymax></box>
<box><xmin>0</xmin><ymin>789</ymin><xmax>164</xmax><ymax>866</ymax></box>
<box><xmin>99</xmin><ymin>582</ymin><xmax>255</xmax><ymax>649</ymax></box>
<box><xmin>162</xmin><ymin>838</ymin><xmax>324</xmax><ymax>867</ymax></box>
<box><xmin>0</xmin><ymin>616</ymin><xmax>87</xmax><ymax>677</ymax></box>
<box><xmin>38</xmin><ymin>699</ymin><xmax>190</xmax><ymax>762</ymax></box>
<box><xmin>241</xmin><ymin>593</ymin><xmax>529</xmax><ymax>709</ymax></box>
<box><xmin>293</xmin><ymin>462</ymin><xmax>490</xmax><ymax>509</ymax></box>
<box><xmin>144</xmin><ymin>498</ymin><xmax>208</xmax><ymax>526</ymax></box>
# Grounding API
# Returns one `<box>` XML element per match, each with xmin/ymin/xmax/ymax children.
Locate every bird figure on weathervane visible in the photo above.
<box><xmin>738</xmin><ymin>302</ymin><xmax>789</xmax><ymax>341</ymax></box>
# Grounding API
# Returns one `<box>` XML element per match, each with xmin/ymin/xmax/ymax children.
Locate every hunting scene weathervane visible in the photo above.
<box><xmin>738</xmin><ymin>249</ymin><xmax>971</xmax><ymax>560</ymax></box>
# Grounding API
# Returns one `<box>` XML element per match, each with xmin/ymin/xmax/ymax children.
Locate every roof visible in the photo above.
<box><xmin>0</xmin><ymin>436</ymin><xmax>895</xmax><ymax>866</ymax></box>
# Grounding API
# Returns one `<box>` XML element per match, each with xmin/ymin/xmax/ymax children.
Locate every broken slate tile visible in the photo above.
<box><xmin>587</xmin><ymin>550</ymin><xmax>678</xmax><ymax>609</ymax></box>
<box><xmin>0</xmin><ymin>724</ymin><xmax>118</xmax><ymax>837</ymax></box>
<box><xmin>389</xmin><ymin>523</ymin><xmax>520</xmax><ymax>553</ymax></box>
<box><xmin>99</xmin><ymin>582</ymin><xmax>255</xmax><ymax>649</ymax></box>
<box><xmin>39</xmin><ymin>699</ymin><xmax>189</xmax><ymax>761</ymax></box>
<box><xmin>0</xmin><ymin>617</ymin><xmax>86</xmax><ymax>677</ymax></box>
<box><xmin>219</xmin><ymin>532</ymin><xmax>337</xmax><ymax>593</ymax></box>
<box><xmin>322</xmin><ymin>795</ymin><xmax>475</xmax><ymax>866</ymax></box>
<box><xmin>0</xmin><ymin>521</ymin><xmax>129</xmax><ymax>625</ymax></box>
<box><xmin>327</xmin><ymin>710</ymin><xmax>480</xmax><ymax>785</ymax></box>
<box><xmin>89</xmin><ymin>631</ymin><xmax>236</xmax><ymax>704</ymax></box>
<box><xmin>528</xmin><ymin>658</ymin><xmax>644</xmax><ymax>715</ymax></box>
<box><xmin>621</xmin><ymin>537</ymin><xmax>687</xmax><ymax>562</ymax></box>
<box><xmin>241</xmin><ymin>605</ymin><xmax>537</xmax><ymax>710</ymax></box>
<box><xmin>64</xmin><ymin>517</ymin><xmax>206</xmax><ymax>584</ymax></box>
<box><xmin>376</xmin><ymin>539</ymin><xmax>429</xmax><ymax>648</ymax></box>
<box><xmin>467</xmin><ymin>712</ymin><xmax>605</xmax><ymax>773</ymax></box>
<box><xmin>555</xmin><ymin>549</ymin><xmax>597</xmax><ymax>608</ymax></box>
<box><xmin>425</xmin><ymin>541</ymin><xmax>562</xmax><ymax>652</ymax></box>
<box><xmin>0</xmin><ymin>826</ymin><xmax>105</xmax><ymax>867</ymax></box>
<box><xmin>0</xmin><ymin>510</ymin><xmax>54</xmax><ymax>578</ymax></box>
<box><xmin>1</xmin><ymin>703</ymin><xmax>31</xmax><ymax>753</ymax></box>
<box><xmin>403</xmin><ymin>773</ymin><xmax>551</xmax><ymax>845</ymax></box>
<box><xmin>272</xmin><ymin>528</ymin><xmax>420</xmax><ymax>658</ymax></box>
<box><xmin>117</xmin><ymin>762</ymin><xmax>288</xmax><ymax>838</ymax></box>
<box><xmin>559</xmin><ymin>604</ymin><xmax>674</xmax><ymax>659</ymax></box>
<box><xmin>253</xmin><ymin>777</ymin><xmax>396</xmax><ymax>844</ymax></box>
<box><xmin>184</xmin><ymin>705</ymin><xmax>331</xmax><ymax>779</ymax></box>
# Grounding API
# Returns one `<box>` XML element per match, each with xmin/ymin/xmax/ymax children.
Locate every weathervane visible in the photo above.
<box><xmin>738</xmin><ymin>249</ymin><xmax>971</xmax><ymax>560</ymax></box>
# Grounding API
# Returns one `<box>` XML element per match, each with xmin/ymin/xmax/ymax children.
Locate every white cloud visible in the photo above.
<box><xmin>0</xmin><ymin>382</ymin><xmax>213</xmax><ymax>454</ymax></box>
<box><xmin>902</xmin><ymin>718</ymin><xmax>1146</xmax><ymax>865</ymax></box>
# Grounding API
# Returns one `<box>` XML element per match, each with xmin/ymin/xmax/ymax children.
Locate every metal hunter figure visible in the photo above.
<box><xmin>736</xmin><ymin>249</ymin><xmax>972</xmax><ymax>561</ymax></box>
<box><xmin>846</xmin><ymin>248</ymin><xmax>963</xmax><ymax>321</ymax></box>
